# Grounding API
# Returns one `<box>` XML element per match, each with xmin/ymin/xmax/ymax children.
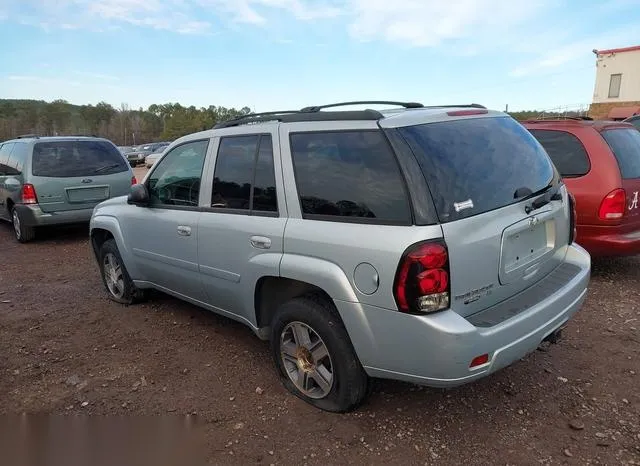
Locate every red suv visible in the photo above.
<box><xmin>523</xmin><ymin>118</ymin><xmax>640</xmax><ymax>257</ymax></box>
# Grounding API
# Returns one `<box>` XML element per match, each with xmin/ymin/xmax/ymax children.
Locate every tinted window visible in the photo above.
<box><xmin>148</xmin><ymin>139</ymin><xmax>209</xmax><ymax>207</ymax></box>
<box><xmin>601</xmin><ymin>129</ymin><xmax>640</xmax><ymax>179</ymax></box>
<box><xmin>0</xmin><ymin>143</ymin><xmax>15</xmax><ymax>175</ymax></box>
<box><xmin>528</xmin><ymin>129</ymin><xmax>590</xmax><ymax>177</ymax></box>
<box><xmin>32</xmin><ymin>141</ymin><xmax>128</xmax><ymax>177</ymax></box>
<box><xmin>290</xmin><ymin>131</ymin><xmax>411</xmax><ymax>224</ymax></box>
<box><xmin>212</xmin><ymin>135</ymin><xmax>257</xmax><ymax>211</ymax></box>
<box><xmin>211</xmin><ymin>135</ymin><xmax>278</xmax><ymax>214</ymax></box>
<box><xmin>400</xmin><ymin>116</ymin><xmax>555</xmax><ymax>222</ymax></box>
<box><xmin>252</xmin><ymin>136</ymin><xmax>278</xmax><ymax>212</ymax></box>
<box><xmin>7</xmin><ymin>142</ymin><xmax>29</xmax><ymax>174</ymax></box>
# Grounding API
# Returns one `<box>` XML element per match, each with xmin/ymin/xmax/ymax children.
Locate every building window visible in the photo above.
<box><xmin>608</xmin><ymin>73</ymin><xmax>622</xmax><ymax>98</ymax></box>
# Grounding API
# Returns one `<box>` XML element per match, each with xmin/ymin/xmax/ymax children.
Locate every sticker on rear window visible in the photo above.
<box><xmin>454</xmin><ymin>199</ymin><xmax>474</xmax><ymax>212</ymax></box>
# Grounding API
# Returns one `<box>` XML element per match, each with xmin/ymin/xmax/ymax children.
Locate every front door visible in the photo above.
<box><xmin>197</xmin><ymin>131</ymin><xmax>287</xmax><ymax>325</ymax></box>
<box><xmin>122</xmin><ymin>139</ymin><xmax>211</xmax><ymax>301</ymax></box>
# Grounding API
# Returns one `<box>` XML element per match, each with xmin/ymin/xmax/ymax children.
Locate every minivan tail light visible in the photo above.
<box><xmin>131</xmin><ymin>176</ymin><xmax>137</xmax><ymax>185</ymax></box>
<box><xmin>394</xmin><ymin>241</ymin><xmax>450</xmax><ymax>314</ymax></box>
<box><xmin>598</xmin><ymin>189</ymin><xmax>625</xmax><ymax>220</ymax></box>
<box><xmin>21</xmin><ymin>183</ymin><xmax>38</xmax><ymax>204</ymax></box>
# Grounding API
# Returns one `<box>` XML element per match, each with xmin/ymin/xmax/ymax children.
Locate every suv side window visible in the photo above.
<box><xmin>0</xmin><ymin>143</ymin><xmax>15</xmax><ymax>175</ymax></box>
<box><xmin>528</xmin><ymin>129</ymin><xmax>590</xmax><ymax>177</ymax></box>
<box><xmin>7</xmin><ymin>142</ymin><xmax>29</xmax><ymax>175</ymax></box>
<box><xmin>289</xmin><ymin>130</ymin><xmax>411</xmax><ymax>224</ymax></box>
<box><xmin>211</xmin><ymin>134</ymin><xmax>278</xmax><ymax>214</ymax></box>
<box><xmin>147</xmin><ymin>139</ymin><xmax>209</xmax><ymax>208</ymax></box>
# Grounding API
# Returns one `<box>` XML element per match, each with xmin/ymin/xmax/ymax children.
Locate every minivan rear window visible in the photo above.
<box><xmin>399</xmin><ymin>116</ymin><xmax>555</xmax><ymax>222</ymax></box>
<box><xmin>601</xmin><ymin>128</ymin><xmax>640</xmax><ymax>179</ymax></box>
<box><xmin>32</xmin><ymin>141</ymin><xmax>128</xmax><ymax>178</ymax></box>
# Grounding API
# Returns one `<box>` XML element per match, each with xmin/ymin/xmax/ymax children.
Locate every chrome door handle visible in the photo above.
<box><xmin>177</xmin><ymin>225</ymin><xmax>192</xmax><ymax>236</ymax></box>
<box><xmin>250</xmin><ymin>236</ymin><xmax>271</xmax><ymax>249</ymax></box>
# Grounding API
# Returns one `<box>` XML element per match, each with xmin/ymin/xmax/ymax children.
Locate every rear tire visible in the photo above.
<box><xmin>99</xmin><ymin>239</ymin><xmax>147</xmax><ymax>305</ymax></box>
<box><xmin>11</xmin><ymin>207</ymin><xmax>35</xmax><ymax>243</ymax></box>
<box><xmin>270</xmin><ymin>295</ymin><xmax>369</xmax><ymax>413</ymax></box>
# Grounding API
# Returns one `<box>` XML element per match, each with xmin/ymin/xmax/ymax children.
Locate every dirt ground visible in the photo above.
<box><xmin>1</xmin><ymin>181</ymin><xmax>639</xmax><ymax>464</ymax></box>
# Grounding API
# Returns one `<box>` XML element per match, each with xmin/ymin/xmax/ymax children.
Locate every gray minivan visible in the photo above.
<box><xmin>0</xmin><ymin>136</ymin><xmax>135</xmax><ymax>242</ymax></box>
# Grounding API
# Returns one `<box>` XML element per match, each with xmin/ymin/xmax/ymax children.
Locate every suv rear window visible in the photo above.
<box><xmin>400</xmin><ymin>116</ymin><xmax>555</xmax><ymax>222</ymax></box>
<box><xmin>32</xmin><ymin>141</ymin><xmax>128</xmax><ymax>178</ymax></box>
<box><xmin>290</xmin><ymin>130</ymin><xmax>411</xmax><ymax>224</ymax></box>
<box><xmin>601</xmin><ymin>128</ymin><xmax>640</xmax><ymax>179</ymax></box>
<box><xmin>528</xmin><ymin>129</ymin><xmax>590</xmax><ymax>177</ymax></box>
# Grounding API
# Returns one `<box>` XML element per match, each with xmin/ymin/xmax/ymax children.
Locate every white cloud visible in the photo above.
<box><xmin>347</xmin><ymin>0</ymin><xmax>548</xmax><ymax>47</ymax></box>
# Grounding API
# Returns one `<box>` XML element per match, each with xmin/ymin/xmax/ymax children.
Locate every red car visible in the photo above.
<box><xmin>524</xmin><ymin>118</ymin><xmax>640</xmax><ymax>257</ymax></box>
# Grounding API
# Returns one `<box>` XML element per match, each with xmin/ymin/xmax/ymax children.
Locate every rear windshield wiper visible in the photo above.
<box><xmin>514</xmin><ymin>181</ymin><xmax>563</xmax><ymax>214</ymax></box>
<box><xmin>92</xmin><ymin>164</ymin><xmax>121</xmax><ymax>174</ymax></box>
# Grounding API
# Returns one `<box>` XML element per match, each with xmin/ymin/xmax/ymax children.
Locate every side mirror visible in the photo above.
<box><xmin>127</xmin><ymin>183</ymin><xmax>150</xmax><ymax>206</ymax></box>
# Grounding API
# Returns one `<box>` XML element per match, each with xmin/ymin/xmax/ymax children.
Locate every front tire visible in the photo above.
<box><xmin>99</xmin><ymin>239</ymin><xmax>146</xmax><ymax>305</ymax></box>
<box><xmin>11</xmin><ymin>207</ymin><xmax>35</xmax><ymax>243</ymax></box>
<box><xmin>270</xmin><ymin>295</ymin><xmax>369</xmax><ymax>413</ymax></box>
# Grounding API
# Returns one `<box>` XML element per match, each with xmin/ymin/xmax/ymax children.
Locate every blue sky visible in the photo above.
<box><xmin>0</xmin><ymin>0</ymin><xmax>639</xmax><ymax>112</ymax></box>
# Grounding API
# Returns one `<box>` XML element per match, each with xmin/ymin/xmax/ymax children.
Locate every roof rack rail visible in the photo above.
<box><xmin>213</xmin><ymin>100</ymin><xmax>487</xmax><ymax>129</ymax></box>
<box><xmin>300</xmin><ymin>101</ymin><xmax>424</xmax><ymax>112</ymax></box>
<box><xmin>213</xmin><ymin>109</ymin><xmax>386</xmax><ymax>129</ymax></box>
<box><xmin>16</xmin><ymin>133</ymin><xmax>38</xmax><ymax>139</ymax></box>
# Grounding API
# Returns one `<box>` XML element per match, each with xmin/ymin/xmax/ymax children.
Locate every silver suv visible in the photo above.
<box><xmin>89</xmin><ymin>101</ymin><xmax>591</xmax><ymax>412</ymax></box>
<box><xmin>1</xmin><ymin>135</ymin><xmax>135</xmax><ymax>242</ymax></box>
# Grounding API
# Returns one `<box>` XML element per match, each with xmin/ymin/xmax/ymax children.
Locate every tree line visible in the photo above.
<box><xmin>0</xmin><ymin>99</ymin><xmax>588</xmax><ymax>145</ymax></box>
<box><xmin>0</xmin><ymin>99</ymin><xmax>251</xmax><ymax>145</ymax></box>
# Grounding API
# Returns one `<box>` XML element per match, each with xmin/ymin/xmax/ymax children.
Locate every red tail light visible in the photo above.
<box><xmin>568</xmin><ymin>192</ymin><xmax>577</xmax><ymax>244</ymax></box>
<box><xmin>21</xmin><ymin>183</ymin><xmax>38</xmax><ymax>204</ymax></box>
<box><xmin>394</xmin><ymin>241</ymin><xmax>450</xmax><ymax>314</ymax></box>
<box><xmin>131</xmin><ymin>176</ymin><xmax>137</xmax><ymax>185</ymax></box>
<box><xmin>598</xmin><ymin>189</ymin><xmax>625</xmax><ymax>220</ymax></box>
<box><xmin>447</xmin><ymin>109</ymin><xmax>488</xmax><ymax>117</ymax></box>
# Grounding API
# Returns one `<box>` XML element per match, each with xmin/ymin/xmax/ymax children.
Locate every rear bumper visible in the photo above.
<box><xmin>336</xmin><ymin>244</ymin><xmax>591</xmax><ymax>387</ymax></box>
<box><xmin>14</xmin><ymin>204</ymin><xmax>94</xmax><ymax>227</ymax></box>
<box><xmin>577</xmin><ymin>225</ymin><xmax>640</xmax><ymax>257</ymax></box>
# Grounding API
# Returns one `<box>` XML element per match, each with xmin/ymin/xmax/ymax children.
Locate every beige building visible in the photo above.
<box><xmin>589</xmin><ymin>45</ymin><xmax>640</xmax><ymax>120</ymax></box>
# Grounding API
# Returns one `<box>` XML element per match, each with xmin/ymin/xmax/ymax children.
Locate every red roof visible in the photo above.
<box><xmin>608</xmin><ymin>106</ymin><xmax>640</xmax><ymax>120</ymax></box>
<box><xmin>596</xmin><ymin>45</ymin><xmax>640</xmax><ymax>55</ymax></box>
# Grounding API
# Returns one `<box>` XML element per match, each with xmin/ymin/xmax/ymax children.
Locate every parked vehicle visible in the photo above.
<box><xmin>90</xmin><ymin>101</ymin><xmax>590</xmax><ymax>412</ymax></box>
<box><xmin>126</xmin><ymin>142</ymin><xmax>170</xmax><ymax>167</ymax></box>
<box><xmin>144</xmin><ymin>145</ymin><xmax>168</xmax><ymax>168</ymax></box>
<box><xmin>118</xmin><ymin>146</ymin><xmax>135</xmax><ymax>155</ymax></box>
<box><xmin>524</xmin><ymin>118</ymin><xmax>640</xmax><ymax>256</ymax></box>
<box><xmin>0</xmin><ymin>135</ymin><xmax>136</xmax><ymax>242</ymax></box>
<box><xmin>623</xmin><ymin>115</ymin><xmax>640</xmax><ymax>130</ymax></box>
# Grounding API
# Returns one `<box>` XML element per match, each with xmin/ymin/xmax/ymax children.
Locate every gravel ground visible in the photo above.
<box><xmin>1</xmin><ymin>184</ymin><xmax>638</xmax><ymax>464</ymax></box>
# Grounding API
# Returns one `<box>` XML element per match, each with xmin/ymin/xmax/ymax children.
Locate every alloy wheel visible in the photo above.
<box><xmin>280</xmin><ymin>321</ymin><xmax>334</xmax><ymax>399</ymax></box>
<box><xmin>103</xmin><ymin>252</ymin><xmax>125</xmax><ymax>300</ymax></box>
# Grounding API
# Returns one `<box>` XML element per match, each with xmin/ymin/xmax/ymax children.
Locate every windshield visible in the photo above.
<box><xmin>399</xmin><ymin>116</ymin><xmax>555</xmax><ymax>222</ymax></box>
<box><xmin>32</xmin><ymin>140</ymin><xmax>128</xmax><ymax>178</ymax></box>
<box><xmin>601</xmin><ymin>128</ymin><xmax>640</xmax><ymax>179</ymax></box>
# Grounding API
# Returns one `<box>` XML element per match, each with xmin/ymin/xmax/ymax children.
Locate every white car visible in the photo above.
<box><xmin>144</xmin><ymin>148</ymin><xmax>166</xmax><ymax>168</ymax></box>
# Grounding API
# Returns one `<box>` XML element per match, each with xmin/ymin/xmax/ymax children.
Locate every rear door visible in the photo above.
<box><xmin>397</xmin><ymin>114</ymin><xmax>571</xmax><ymax>317</ymax></box>
<box><xmin>600</xmin><ymin>128</ymin><xmax>640</xmax><ymax>227</ymax></box>
<box><xmin>29</xmin><ymin>139</ymin><xmax>132</xmax><ymax>212</ymax></box>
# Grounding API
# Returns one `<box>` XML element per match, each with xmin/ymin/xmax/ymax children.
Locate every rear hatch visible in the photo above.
<box><xmin>600</xmin><ymin>128</ymin><xmax>640</xmax><ymax>228</ymax></box>
<box><xmin>30</xmin><ymin>140</ymin><xmax>132</xmax><ymax>213</ymax></box>
<box><xmin>398</xmin><ymin>114</ymin><xmax>571</xmax><ymax>317</ymax></box>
